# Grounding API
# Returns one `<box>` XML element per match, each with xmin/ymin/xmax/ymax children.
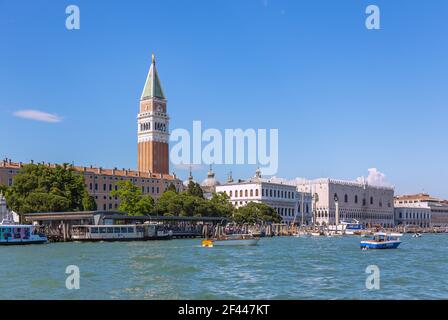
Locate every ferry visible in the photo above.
<box><xmin>360</xmin><ymin>232</ymin><xmax>401</xmax><ymax>250</ymax></box>
<box><xmin>202</xmin><ymin>234</ymin><xmax>259</xmax><ymax>247</ymax></box>
<box><xmin>71</xmin><ymin>223</ymin><xmax>172</xmax><ymax>242</ymax></box>
<box><xmin>0</xmin><ymin>222</ymin><xmax>48</xmax><ymax>245</ymax></box>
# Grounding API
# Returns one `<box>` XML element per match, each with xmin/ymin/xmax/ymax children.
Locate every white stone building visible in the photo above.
<box><xmin>215</xmin><ymin>169</ymin><xmax>312</xmax><ymax>223</ymax></box>
<box><xmin>394</xmin><ymin>193</ymin><xmax>448</xmax><ymax>227</ymax></box>
<box><xmin>297</xmin><ymin>178</ymin><xmax>395</xmax><ymax>228</ymax></box>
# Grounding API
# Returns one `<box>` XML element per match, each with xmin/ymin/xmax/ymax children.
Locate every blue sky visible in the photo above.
<box><xmin>0</xmin><ymin>0</ymin><xmax>447</xmax><ymax>198</ymax></box>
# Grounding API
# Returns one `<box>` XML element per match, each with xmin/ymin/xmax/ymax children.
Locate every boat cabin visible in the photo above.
<box><xmin>0</xmin><ymin>225</ymin><xmax>32</xmax><ymax>241</ymax></box>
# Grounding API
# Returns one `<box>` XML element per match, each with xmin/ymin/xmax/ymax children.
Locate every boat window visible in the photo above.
<box><xmin>99</xmin><ymin>227</ymin><xmax>108</xmax><ymax>233</ymax></box>
<box><xmin>136</xmin><ymin>226</ymin><xmax>144</xmax><ymax>233</ymax></box>
<box><xmin>127</xmin><ymin>227</ymin><xmax>134</xmax><ymax>233</ymax></box>
<box><xmin>91</xmin><ymin>227</ymin><xmax>99</xmax><ymax>233</ymax></box>
<box><xmin>114</xmin><ymin>227</ymin><xmax>121</xmax><ymax>233</ymax></box>
<box><xmin>120</xmin><ymin>227</ymin><xmax>128</xmax><ymax>233</ymax></box>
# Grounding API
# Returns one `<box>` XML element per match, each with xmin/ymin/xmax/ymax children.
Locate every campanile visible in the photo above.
<box><xmin>137</xmin><ymin>54</ymin><xmax>169</xmax><ymax>175</ymax></box>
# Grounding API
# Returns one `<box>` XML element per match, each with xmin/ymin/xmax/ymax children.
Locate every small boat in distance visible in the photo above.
<box><xmin>360</xmin><ymin>232</ymin><xmax>401</xmax><ymax>250</ymax></box>
<box><xmin>0</xmin><ymin>221</ymin><xmax>47</xmax><ymax>245</ymax></box>
<box><xmin>412</xmin><ymin>233</ymin><xmax>422</xmax><ymax>238</ymax></box>
<box><xmin>202</xmin><ymin>233</ymin><xmax>259</xmax><ymax>247</ymax></box>
<box><xmin>390</xmin><ymin>232</ymin><xmax>404</xmax><ymax>237</ymax></box>
<box><xmin>202</xmin><ymin>225</ymin><xmax>259</xmax><ymax>247</ymax></box>
<box><xmin>339</xmin><ymin>220</ymin><xmax>365</xmax><ymax>235</ymax></box>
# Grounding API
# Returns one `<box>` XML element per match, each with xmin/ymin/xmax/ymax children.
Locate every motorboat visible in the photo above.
<box><xmin>201</xmin><ymin>233</ymin><xmax>259</xmax><ymax>247</ymax></box>
<box><xmin>360</xmin><ymin>232</ymin><xmax>401</xmax><ymax>249</ymax></box>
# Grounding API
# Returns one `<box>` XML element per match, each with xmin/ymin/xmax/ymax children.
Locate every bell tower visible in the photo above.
<box><xmin>137</xmin><ymin>54</ymin><xmax>169</xmax><ymax>175</ymax></box>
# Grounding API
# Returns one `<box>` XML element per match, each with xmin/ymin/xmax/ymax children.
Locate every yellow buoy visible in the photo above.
<box><xmin>202</xmin><ymin>239</ymin><xmax>213</xmax><ymax>247</ymax></box>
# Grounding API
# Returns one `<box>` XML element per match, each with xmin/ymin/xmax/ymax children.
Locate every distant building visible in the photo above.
<box><xmin>297</xmin><ymin>178</ymin><xmax>395</xmax><ymax>228</ymax></box>
<box><xmin>216</xmin><ymin>169</ymin><xmax>312</xmax><ymax>223</ymax></box>
<box><xmin>394</xmin><ymin>193</ymin><xmax>448</xmax><ymax>227</ymax></box>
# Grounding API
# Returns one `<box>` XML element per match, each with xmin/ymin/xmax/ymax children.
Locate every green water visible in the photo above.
<box><xmin>1</xmin><ymin>235</ymin><xmax>447</xmax><ymax>299</ymax></box>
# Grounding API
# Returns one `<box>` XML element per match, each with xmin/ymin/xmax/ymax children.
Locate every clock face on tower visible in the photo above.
<box><xmin>157</xmin><ymin>105</ymin><xmax>162</xmax><ymax>112</ymax></box>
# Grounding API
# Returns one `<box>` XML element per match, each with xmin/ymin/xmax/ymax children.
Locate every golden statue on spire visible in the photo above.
<box><xmin>152</xmin><ymin>53</ymin><xmax>155</xmax><ymax>64</ymax></box>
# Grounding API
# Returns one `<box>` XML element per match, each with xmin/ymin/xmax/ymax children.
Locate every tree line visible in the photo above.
<box><xmin>1</xmin><ymin>164</ymin><xmax>282</xmax><ymax>224</ymax></box>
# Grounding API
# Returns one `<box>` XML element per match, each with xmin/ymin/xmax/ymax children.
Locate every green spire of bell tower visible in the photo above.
<box><xmin>141</xmin><ymin>53</ymin><xmax>166</xmax><ymax>100</ymax></box>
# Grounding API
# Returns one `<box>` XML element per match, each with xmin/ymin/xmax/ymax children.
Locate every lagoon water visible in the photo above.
<box><xmin>1</xmin><ymin>235</ymin><xmax>447</xmax><ymax>299</ymax></box>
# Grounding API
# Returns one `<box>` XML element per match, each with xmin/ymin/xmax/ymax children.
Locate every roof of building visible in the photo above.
<box><xmin>0</xmin><ymin>159</ymin><xmax>181</xmax><ymax>182</ymax></box>
<box><xmin>394</xmin><ymin>193</ymin><xmax>440</xmax><ymax>202</ymax></box>
<box><xmin>217</xmin><ymin>169</ymin><xmax>296</xmax><ymax>188</ymax></box>
<box><xmin>23</xmin><ymin>210</ymin><xmax>228</xmax><ymax>222</ymax></box>
<box><xmin>141</xmin><ymin>54</ymin><xmax>165</xmax><ymax>100</ymax></box>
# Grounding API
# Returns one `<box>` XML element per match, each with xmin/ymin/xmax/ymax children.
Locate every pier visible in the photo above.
<box><xmin>23</xmin><ymin>211</ymin><xmax>227</xmax><ymax>242</ymax></box>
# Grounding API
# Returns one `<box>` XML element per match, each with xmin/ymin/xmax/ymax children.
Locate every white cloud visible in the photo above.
<box><xmin>13</xmin><ymin>109</ymin><xmax>62</xmax><ymax>123</ymax></box>
<box><xmin>356</xmin><ymin>168</ymin><xmax>392</xmax><ymax>187</ymax></box>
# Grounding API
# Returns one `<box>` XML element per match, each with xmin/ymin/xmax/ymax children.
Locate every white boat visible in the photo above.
<box><xmin>329</xmin><ymin>220</ymin><xmax>365</xmax><ymax>235</ymax></box>
<box><xmin>71</xmin><ymin>223</ymin><xmax>172</xmax><ymax>241</ymax></box>
<box><xmin>202</xmin><ymin>234</ymin><xmax>259</xmax><ymax>247</ymax></box>
<box><xmin>412</xmin><ymin>233</ymin><xmax>422</xmax><ymax>238</ymax></box>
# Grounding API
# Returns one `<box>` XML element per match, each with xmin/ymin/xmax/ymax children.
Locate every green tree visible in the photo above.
<box><xmin>165</xmin><ymin>182</ymin><xmax>177</xmax><ymax>193</ymax></box>
<box><xmin>111</xmin><ymin>180</ymin><xmax>154</xmax><ymax>216</ymax></box>
<box><xmin>82</xmin><ymin>194</ymin><xmax>97</xmax><ymax>211</ymax></box>
<box><xmin>209</xmin><ymin>192</ymin><xmax>234</xmax><ymax>218</ymax></box>
<box><xmin>233</xmin><ymin>202</ymin><xmax>281</xmax><ymax>224</ymax></box>
<box><xmin>0</xmin><ymin>185</ymin><xmax>8</xmax><ymax>195</ymax></box>
<box><xmin>186</xmin><ymin>181</ymin><xmax>204</xmax><ymax>198</ymax></box>
<box><xmin>154</xmin><ymin>190</ymin><xmax>182</xmax><ymax>216</ymax></box>
<box><xmin>5</xmin><ymin>164</ymin><xmax>94</xmax><ymax>217</ymax></box>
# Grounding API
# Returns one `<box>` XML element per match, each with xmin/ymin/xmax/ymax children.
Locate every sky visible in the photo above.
<box><xmin>0</xmin><ymin>0</ymin><xmax>447</xmax><ymax>198</ymax></box>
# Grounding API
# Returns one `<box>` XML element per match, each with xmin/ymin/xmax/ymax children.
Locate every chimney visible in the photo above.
<box><xmin>30</xmin><ymin>160</ymin><xmax>34</xmax><ymax>164</ymax></box>
<box><xmin>97</xmin><ymin>167</ymin><xmax>102</xmax><ymax>174</ymax></box>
